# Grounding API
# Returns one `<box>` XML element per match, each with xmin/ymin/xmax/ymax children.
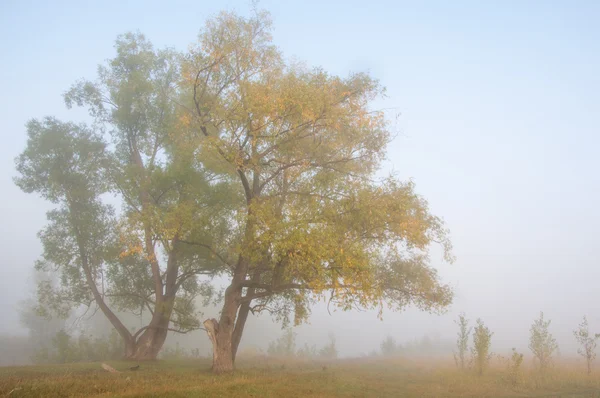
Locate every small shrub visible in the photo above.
<box><xmin>267</xmin><ymin>328</ymin><xmax>297</xmax><ymax>357</ymax></box>
<box><xmin>471</xmin><ymin>318</ymin><xmax>493</xmax><ymax>376</ymax></box>
<box><xmin>190</xmin><ymin>348</ymin><xmax>202</xmax><ymax>358</ymax></box>
<box><xmin>529</xmin><ymin>312</ymin><xmax>558</xmax><ymax>373</ymax></box>
<box><xmin>508</xmin><ymin>348</ymin><xmax>524</xmax><ymax>386</ymax></box>
<box><xmin>380</xmin><ymin>336</ymin><xmax>398</xmax><ymax>356</ymax></box>
<box><xmin>319</xmin><ymin>334</ymin><xmax>338</xmax><ymax>359</ymax></box>
<box><xmin>573</xmin><ymin>315</ymin><xmax>600</xmax><ymax>375</ymax></box>
<box><xmin>453</xmin><ymin>312</ymin><xmax>471</xmax><ymax>370</ymax></box>
<box><xmin>160</xmin><ymin>342</ymin><xmax>188</xmax><ymax>360</ymax></box>
<box><xmin>297</xmin><ymin>343</ymin><xmax>317</xmax><ymax>358</ymax></box>
<box><xmin>367</xmin><ymin>349</ymin><xmax>379</xmax><ymax>357</ymax></box>
<box><xmin>33</xmin><ymin>329</ymin><xmax>124</xmax><ymax>364</ymax></box>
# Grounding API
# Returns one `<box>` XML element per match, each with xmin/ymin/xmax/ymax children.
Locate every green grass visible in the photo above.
<box><xmin>2</xmin><ymin>357</ymin><xmax>600</xmax><ymax>397</ymax></box>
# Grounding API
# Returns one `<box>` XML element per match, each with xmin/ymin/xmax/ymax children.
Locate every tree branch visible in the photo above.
<box><xmin>175</xmin><ymin>269</ymin><xmax>217</xmax><ymax>290</ymax></box>
<box><xmin>133</xmin><ymin>324</ymin><xmax>206</xmax><ymax>341</ymax></box>
<box><xmin>239</xmin><ymin>281</ymin><xmax>433</xmax><ymax>305</ymax></box>
<box><xmin>178</xmin><ymin>240</ymin><xmax>233</xmax><ymax>269</ymax></box>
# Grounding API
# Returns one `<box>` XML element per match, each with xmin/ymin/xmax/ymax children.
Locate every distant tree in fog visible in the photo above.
<box><xmin>471</xmin><ymin>318</ymin><xmax>493</xmax><ymax>376</ymax></box>
<box><xmin>573</xmin><ymin>316</ymin><xmax>600</xmax><ymax>375</ymax></box>
<box><xmin>267</xmin><ymin>328</ymin><xmax>297</xmax><ymax>357</ymax></box>
<box><xmin>318</xmin><ymin>334</ymin><xmax>338</xmax><ymax>359</ymax></box>
<box><xmin>297</xmin><ymin>342</ymin><xmax>318</xmax><ymax>358</ymax></box>
<box><xmin>508</xmin><ymin>347</ymin><xmax>524</xmax><ymax>386</ymax></box>
<box><xmin>19</xmin><ymin>296</ymin><xmax>66</xmax><ymax>354</ymax></box>
<box><xmin>529</xmin><ymin>312</ymin><xmax>558</xmax><ymax>373</ymax></box>
<box><xmin>453</xmin><ymin>312</ymin><xmax>471</xmax><ymax>370</ymax></box>
<box><xmin>380</xmin><ymin>335</ymin><xmax>398</xmax><ymax>356</ymax></box>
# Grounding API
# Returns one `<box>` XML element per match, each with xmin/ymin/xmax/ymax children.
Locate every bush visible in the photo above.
<box><xmin>529</xmin><ymin>312</ymin><xmax>558</xmax><ymax>373</ymax></box>
<box><xmin>267</xmin><ymin>330</ymin><xmax>338</xmax><ymax>359</ymax></box>
<box><xmin>453</xmin><ymin>313</ymin><xmax>471</xmax><ymax>370</ymax></box>
<box><xmin>380</xmin><ymin>336</ymin><xmax>398</xmax><ymax>356</ymax></box>
<box><xmin>573</xmin><ymin>315</ymin><xmax>600</xmax><ymax>375</ymax></box>
<box><xmin>297</xmin><ymin>343</ymin><xmax>317</xmax><ymax>358</ymax></box>
<box><xmin>33</xmin><ymin>329</ymin><xmax>124</xmax><ymax>364</ymax></box>
<box><xmin>508</xmin><ymin>348</ymin><xmax>524</xmax><ymax>386</ymax></box>
<box><xmin>319</xmin><ymin>334</ymin><xmax>338</xmax><ymax>359</ymax></box>
<box><xmin>267</xmin><ymin>328</ymin><xmax>297</xmax><ymax>357</ymax></box>
<box><xmin>160</xmin><ymin>342</ymin><xmax>203</xmax><ymax>360</ymax></box>
<box><xmin>471</xmin><ymin>318</ymin><xmax>493</xmax><ymax>376</ymax></box>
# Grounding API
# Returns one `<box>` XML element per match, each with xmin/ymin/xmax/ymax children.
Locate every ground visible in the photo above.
<box><xmin>2</xmin><ymin>357</ymin><xmax>600</xmax><ymax>397</ymax></box>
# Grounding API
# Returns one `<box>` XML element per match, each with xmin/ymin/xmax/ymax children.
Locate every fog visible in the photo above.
<box><xmin>2</xmin><ymin>0</ymin><xmax>600</xmax><ymax>366</ymax></box>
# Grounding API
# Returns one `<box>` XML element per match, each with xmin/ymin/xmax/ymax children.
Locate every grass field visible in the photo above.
<box><xmin>2</xmin><ymin>357</ymin><xmax>600</xmax><ymax>397</ymax></box>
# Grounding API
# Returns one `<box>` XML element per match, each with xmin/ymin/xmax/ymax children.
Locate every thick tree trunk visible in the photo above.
<box><xmin>204</xmin><ymin>318</ymin><xmax>235</xmax><ymax>373</ymax></box>
<box><xmin>126</xmin><ymin>296</ymin><xmax>174</xmax><ymax>361</ymax></box>
<box><xmin>126</xmin><ymin>240</ymin><xmax>179</xmax><ymax>361</ymax></box>
<box><xmin>205</xmin><ymin>208</ymin><xmax>255</xmax><ymax>373</ymax></box>
<box><xmin>125</xmin><ymin>338</ymin><xmax>137</xmax><ymax>359</ymax></box>
<box><xmin>205</xmin><ymin>302</ymin><xmax>252</xmax><ymax>372</ymax></box>
<box><xmin>205</xmin><ymin>275</ymin><xmax>246</xmax><ymax>373</ymax></box>
<box><xmin>127</xmin><ymin>326</ymin><xmax>169</xmax><ymax>360</ymax></box>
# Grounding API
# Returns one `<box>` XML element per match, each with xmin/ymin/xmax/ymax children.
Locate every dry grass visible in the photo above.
<box><xmin>1</xmin><ymin>356</ymin><xmax>600</xmax><ymax>397</ymax></box>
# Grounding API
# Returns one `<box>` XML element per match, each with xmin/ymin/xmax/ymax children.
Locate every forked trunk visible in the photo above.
<box><xmin>125</xmin><ymin>302</ymin><xmax>173</xmax><ymax>361</ymax></box>
<box><xmin>205</xmin><ymin>279</ymin><xmax>246</xmax><ymax>373</ymax></box>
<box><xmin>205</xmin><ymin>226</ymin><xmax>254</xmax><ymax>373</ymax></box>
<box><xmin>204</xmin><ymin>318</ymin><xmax>235</xmax><ymax>373</ymax></box>
<box><xmin>125</xmin><ymin>339</ymin><xmax>137</xmax><ymax>359</ymax></box>
<box><xmin>126</xmin><ymin>327</ymin><xmax>169</xmax><ymax>360</ymax></box>
<box><xmin>204</xmin><ymin>305</ymin><xmax>253</xmax><ymax>372</ymax></box>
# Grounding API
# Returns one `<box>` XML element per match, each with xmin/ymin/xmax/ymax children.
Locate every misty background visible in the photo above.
<box><xmin>1</xmin><ymin>0</ymin><xmax>600</xmax><ymax>364</ymax></box>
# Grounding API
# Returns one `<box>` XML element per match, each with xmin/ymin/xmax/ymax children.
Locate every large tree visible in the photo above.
<box><xmin>180</xmin><ymin>11</ymin><xmax>454</xmax><ymax>373</ymax></box>
<box><xmin>16</xmin><ymin>10</ymin><xmax>454</xmax><ymax>370</ymax></box>
<box><xmin>15</xmin><ymin>34</ymin><xmax>233</xmax><ymax>360</ymax></box>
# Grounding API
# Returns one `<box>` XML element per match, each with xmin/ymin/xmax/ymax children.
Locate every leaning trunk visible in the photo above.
<box><xmin>73</xmin><ymin>209</ymin><xmax>139</xmax><ymax>362</ymax></box>
<box><xmin>231</xmin><ymin>302</ymin><xmax>251</xmax><ymax>361</ymax></box>
<box><xmin>127</xmin><ymin>238</ymin><xmax>180</xmax><ymax>361</ymax></box>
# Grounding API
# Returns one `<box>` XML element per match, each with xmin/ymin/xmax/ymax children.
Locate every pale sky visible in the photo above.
<box><xmin>1</xmin><ymin>0</ymin><xmax>600</xmax><ymax>356</ymax></box>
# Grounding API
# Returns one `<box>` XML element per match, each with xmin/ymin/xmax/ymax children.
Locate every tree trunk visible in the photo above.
<box><xmin>125</xmin><ymin>338</ymin><xmax>136</xmax><ymax>359</ymax></box>
<box><xmin>205</xmin><ymin>214</ymin><xmax>254</xmax><ymax>373</ymax></box>
<box><xmin>231</xmin><ymin>302</ymin><xmax>251</xmax><ymax>361</ymax></box>
<box><xmin>204</xmin><ymin>318</ymin><xmax>235</xmax><ymax>373</ymax></box>
<box><xmin>205</xmin><ymin>298</ymin><xmax>252</xmax><ymax>371</ymax></box>
<box><xmin>231</xmin><ymin>264</ymin><xmax>261</xmax><ymax>362</ymax></box>
<box><xmin>126</xmin><ymin>243</ymin><xmax>179</xmax><ymax>361</ymax></box>
<box><xmin>205</xmin><ymin>277</ymin><xmax>245</xmax><ymax>373</ymax></box>
<box><xmin>127</xmin><ymin>326</ymin><xmax>169</xmax><ymax>360</ymax></box>
<box><xmin>125</xmin><ymin>297</ymin><xmax>174</xmax><ymax>361</ymax></box>
<box><xmin>588</xmin><ymin>358</ymin><xmax>592</xmax><ymax>375</ymax></box>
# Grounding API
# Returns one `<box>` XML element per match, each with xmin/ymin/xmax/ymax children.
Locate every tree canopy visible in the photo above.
<box><xmin>15</xmin><ymin>33</ymin><xmax>233</xmax><ymax>360</ymax></box>
<box><xmin>179</xmin><ymin>10</ymin><xmax>454</xmax><ymax>372</ymax></box>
